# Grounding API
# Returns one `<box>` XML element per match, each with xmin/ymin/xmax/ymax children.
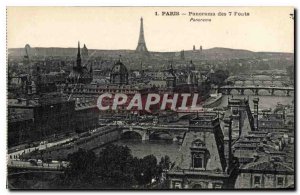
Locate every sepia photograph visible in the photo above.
<box><xmin>6</xmin><ymin>6</ymin><xmax>295</xmax><ymax>190</ymax></box>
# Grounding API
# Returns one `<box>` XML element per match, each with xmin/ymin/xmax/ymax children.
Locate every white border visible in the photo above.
<box><xmin>1</xmin><ymin>1</ymin><xmax>299</xmax><ymax>195</ymax></box>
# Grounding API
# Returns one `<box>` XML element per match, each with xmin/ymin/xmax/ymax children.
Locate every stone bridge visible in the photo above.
<box><xmin>232</xmin><ymin>79</ymin><xmax>289</xmax><ymax>86</ymax></box>
<box><xmin>227</xmin><ymin>74</ymin><xmax>291</xmax><ymax>86</ymax></box>
<box><xmin>120</xmin><ymin>124</ymin><xmax>189</xmax><ymax>141</ymax></box>
<box><xmin>216</xmin><ymin>86</ymin><xmax>294</xmax><ymax>96</ymax></box>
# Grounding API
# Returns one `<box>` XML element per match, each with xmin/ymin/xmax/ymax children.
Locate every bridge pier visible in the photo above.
<box><xmin>240</xmin><ymin>89</ymin><xmax>244</xmax><ymax>95</ymax></box>
<box><xmin>142</xmin><ymin>130</ymin><xmax>149</xmax><ymax>141</ymax></box>
<box><xmin>226</xmin><ymin>89</ymin><xmax>230</xmax><ymax>95</ymax></box>
<box><xmin>254</xmin><ymin>89</ymin><xmax>258</xmax><ymax>96</ymax></box>
<box><xmin>271</xmin><ymin>89</ymin><xmax>275</xmax><ymax>96</ymax></box>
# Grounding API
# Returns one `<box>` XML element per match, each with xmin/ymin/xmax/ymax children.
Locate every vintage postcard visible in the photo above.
<box><xmin>7</xmin><ymin>7</ymin><xmax>295</xmax><ymax>190</ymax></box>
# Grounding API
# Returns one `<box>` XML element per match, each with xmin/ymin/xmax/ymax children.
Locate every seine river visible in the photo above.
<box><xmin>114</xmin><ymin>140</ymin><xmax>181</xmax><ymax>162</ymax></box>
<box><xmin>111</xmin><ymin>94</ymin><xmax>294</xmax><ymax>163</ymax></box>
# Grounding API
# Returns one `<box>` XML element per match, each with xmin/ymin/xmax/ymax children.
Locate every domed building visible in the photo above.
<box><xmin>165</xmin><ymin>63</ymin><xmax>176</xmax><ymax>89</ymax></box>
<box><xmin>110</xmin><ymin>59</ymin><xmax>129</xmax><ymax>85</ymax></box>
<box><xmin>186</xmin><ymin>60</ymin><xmax>197</xmax><ymax>85</ymax></box>
<box><xmin>175</xmin><ymin>60</ymin><xmax>198</xmax><ymax>86</ymax></box>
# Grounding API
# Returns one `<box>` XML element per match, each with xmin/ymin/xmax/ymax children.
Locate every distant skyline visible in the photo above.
<box><xmin>7</xmin><ymin>7</ymin><xmax>294</xmax><ymax>53</ymax></box>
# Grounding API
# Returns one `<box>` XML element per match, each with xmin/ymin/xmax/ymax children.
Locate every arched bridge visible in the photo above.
<box><xmin>226</xmin><ymin>74</ymin><xmax>291</xmax><ymax>86</ymax></box>
<box><xmin>216</xmin><ymin>86</ymin><xmax>294</xmax><ymax>96</ymax></box>
<box><xmin>120</xmin><ymin>124</ymin><xmax>188</xmax><ymax>141</ymax></box>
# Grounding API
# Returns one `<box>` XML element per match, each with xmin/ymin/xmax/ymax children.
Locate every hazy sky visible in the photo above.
<box><xmin>7</xmin><ymin>7</ymin><xmax>294</xmax><ymax>52</ymax></box>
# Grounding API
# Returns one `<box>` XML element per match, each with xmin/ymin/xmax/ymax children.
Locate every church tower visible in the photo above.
<box><xmin>76</xmin><ymin>41</ymin><xmax>82</xmax><ymax>68</ymax></box>
<box><xmin>136</xmin><ymin>17</ymin><xmax>149</xmax><ymax>54</ymax></box>
<box><xmin>82</xmin><ymin>44</ymin><xmax>89</xmax><ymax>66</ymax></box>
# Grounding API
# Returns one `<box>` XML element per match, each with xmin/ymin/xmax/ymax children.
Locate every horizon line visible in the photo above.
<box><xmin>7</xmin><ymin>46</ymin><xmax>294</xmax><ymax>54</ymax></box>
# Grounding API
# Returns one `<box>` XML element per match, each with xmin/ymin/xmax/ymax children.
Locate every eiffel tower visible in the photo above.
<box><xmin>136</xmin><ymin>17</ymin><xmax>149</xmax><ymax>55</ymax></box>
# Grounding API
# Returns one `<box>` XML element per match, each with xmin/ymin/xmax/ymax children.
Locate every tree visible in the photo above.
<box><xmin>63</xmin><ymin>148</ymin><xmax>97</xmax><ymax>188</ymax></box>
<box><xmin>94</xmin><ymin>144</ymin><xmax>136</xmax><ymax>188</ymax></box>
<box><xmin>209</xmin><ymin>69</ymin><xmax>229</xmax><ymax>86</ymax></box>
<box><xmin>159</xmin><ymin>155</ymin><xmax>171</xmax><ymax>170</ymax></box>
<box><xmin>142</xmin><ymin>155</ymin><xmax>159</xmax><ymax>185</ymax></box>
<box><xmin>58</xmin><ymin>144</ymin><xmax>162</xmax><ymax>189</ymax></box>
